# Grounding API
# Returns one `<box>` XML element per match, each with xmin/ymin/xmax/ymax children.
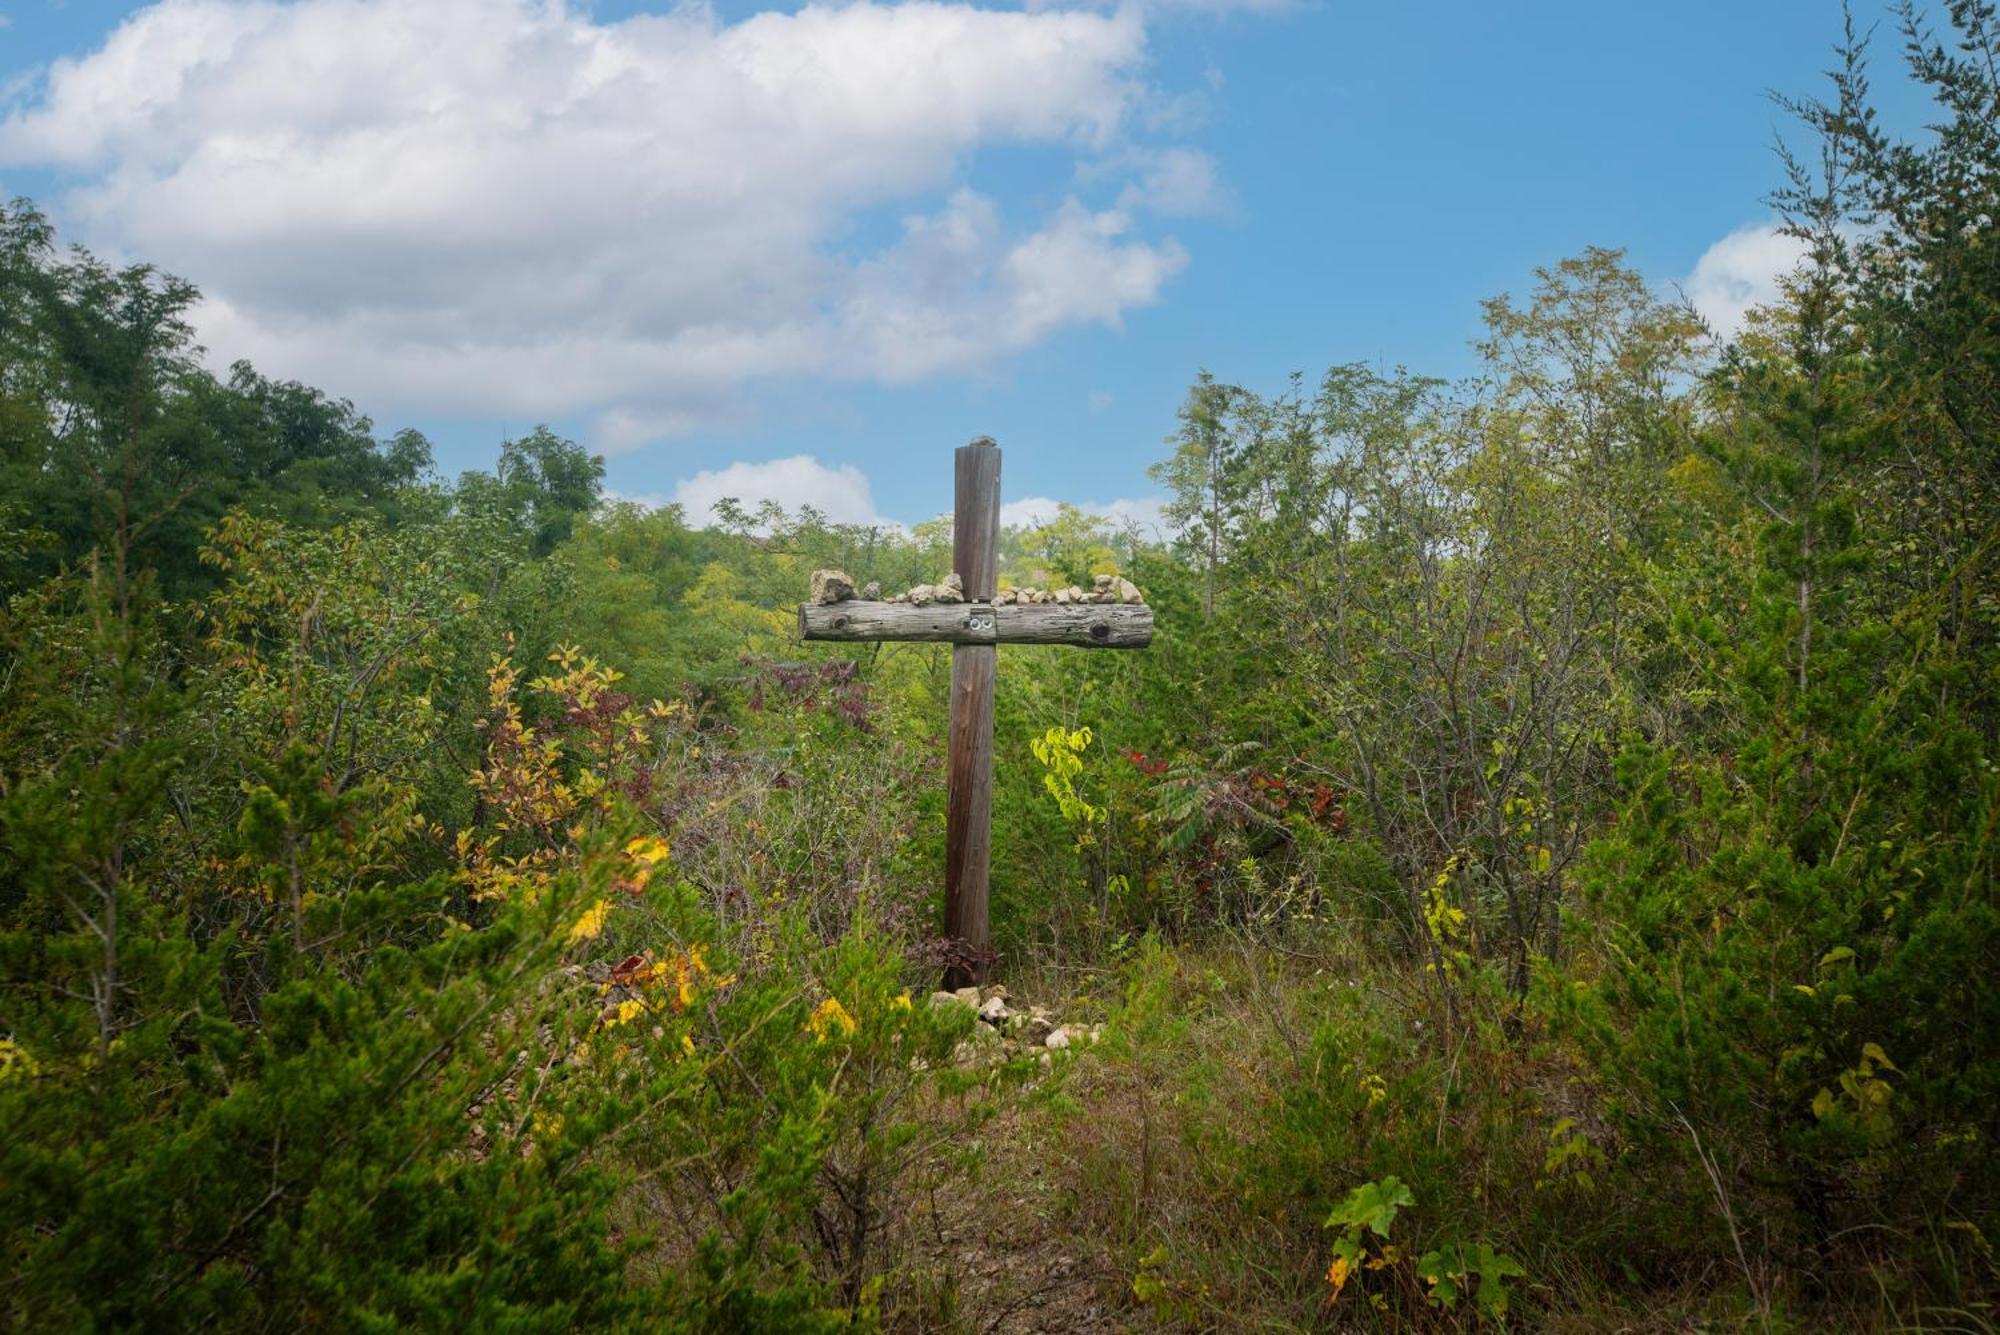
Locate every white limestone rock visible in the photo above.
<box><xmin>810</xmin><ymin>569</ymin><xmax>857</xmax><ymax>605</ymax></box>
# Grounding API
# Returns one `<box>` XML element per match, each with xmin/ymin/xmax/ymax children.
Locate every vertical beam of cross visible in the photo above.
<box><xmin>799</xmin><ymin>435</ymin><xmax>1152</xmax><ymax>983</ymax></box>
<box><xmin>943</xmin><ymin>437</ymin><xmax>1000</xmax><ymax>988</ymax></box>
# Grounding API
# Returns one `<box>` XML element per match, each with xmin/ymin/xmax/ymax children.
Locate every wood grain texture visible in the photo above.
<box><xmin>945</xmin><ymin>438</ymin><xmax>1001</xmax><ymax>988</ymax></box>
<box><xmin>953</xmin><ymin>437</ymin><xmax>1001</xmax><ymax>600</ymax></box>
<box><xmin>797</xmin><ymin>600</ymin><xmax>1154</xmax><ymax>648</ymax></box>
<box><xmin>942</xmin><ymin>644</ymin><xmax>994</xmax><ymax>987</ymax></box>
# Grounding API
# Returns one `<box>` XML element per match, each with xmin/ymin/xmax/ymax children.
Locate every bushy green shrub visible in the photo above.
<box><xmin>601</xmin><ymin>890</ymin><xmax>996</xmax><ymax>1329</ymax></box>
<box><xmin>0</xmin><ymin>831</ymin><xmax>639</xmax><ymax>1330</ymax></box>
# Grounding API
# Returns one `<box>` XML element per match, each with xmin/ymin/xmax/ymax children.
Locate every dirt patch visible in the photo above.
<box><xmin>891</xmin><ymin>1102</ymin><xmax>1138</xmax><ymax>1334</ymax></box>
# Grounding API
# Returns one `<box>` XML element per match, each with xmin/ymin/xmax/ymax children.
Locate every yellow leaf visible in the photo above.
<box><xmin>0</xmin><ymin>1037</ymin><xmax>40</xmax><ymax>1084</ymax></box>
<box><xmin>807</xmin><ymin>996</ymin><xmax>858</xmax><ymax>1042</ymax></box>
<box><xmin>624</xmin><ymin>835</ymin><xmax>671</xmax><ymax>865</ymax></box>
<box><xmin>567</xmin><ymin>899</ymin><xmax>611</xmax><ymax>945</ymax></box>
<box><xmin>1325</xmin><ymin>1254</ymin><xmax>1351</xmax><ymax>1300</ymax></box>
<box><xmin>605</xmin><ymin>998</ymin><xmax>646</xmax><ymax>1029</ymax></box>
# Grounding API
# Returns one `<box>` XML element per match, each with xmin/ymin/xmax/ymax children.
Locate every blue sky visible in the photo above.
<box><xmin>0</xmin><ymin>0</ymin><xmax>1914</xmax><ymax>527</ymax></box>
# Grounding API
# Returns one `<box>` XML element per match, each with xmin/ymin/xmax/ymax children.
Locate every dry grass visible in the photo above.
<box><xmin>603</xmin><ymin>933</ymin><xmax>1993</xmax><ymax>1331</ymax></box>
<box><xmin>862</xmin><ymin>936</ymin><xmax>1992</xmax><ymax>1332</ymax></box>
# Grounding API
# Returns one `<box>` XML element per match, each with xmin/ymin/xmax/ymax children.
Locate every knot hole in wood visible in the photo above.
<box><xmin>1091</xmin><ymin>622</ymin><xmax>1109</xmax><ymax>640</ymax></box>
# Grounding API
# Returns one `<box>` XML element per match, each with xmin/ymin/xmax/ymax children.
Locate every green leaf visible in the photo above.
<box><xmin>1861</xmin><ymin>1041</ymin><xmax>1898</xmax><ymax>1073</ymax></box>
<box><xmin>1416</xmin><ymin>1248</ymin><xmax>1463</xmax><ymax>1308</ymax></box>
<box><xmin>1472</xmin><ymin>1243</ymin><xmax>1525</xmax><ymax>1280</ymax></box>
<box><xmin>1324</xmin><ymin>1175</ymin><xmax>1415</xmax><ymax>1237</ymax></box>
<box><xmin>1470</xmin><ymin>1243</ymin><xmax>1524</xmax><ymax>1318</ymax></box>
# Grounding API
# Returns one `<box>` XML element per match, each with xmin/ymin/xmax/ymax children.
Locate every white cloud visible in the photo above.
<box><xmin>1682</xmin><ymin>221</ymin><xmax>1808</xmax><ymax>338</ymax></box>
<box><xmin>672</xmin><ymin>454</ymin><xmax>888</xmax><ymax>528</ymax></box>
<box><xmin>0</xmin><ymin>0</ymin><xmax>1206</xmax><ymax>450</ymax></box>
<box><xmin>834</xmin><ymin>190</ymin><xmax>1184</xmax><ymax>381</ymax></box>
<box><xmin>1000</xmin><ymin>494</ymin><xmax>1167</xmax><ymax>534</ymax></box>
<box><xmin>626</xmin><ymin>457</ymin><xmax>1165</xmax><ymax>535</ymax></box>
<box><xmin>1112</xmin><ymin>146</ymin><xmax>1230</xmax><ymax>216</ymax></box>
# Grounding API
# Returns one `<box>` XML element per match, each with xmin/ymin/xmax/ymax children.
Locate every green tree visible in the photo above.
<box><xmin>1151</xmin><ymin>370</ymin><xmax>1250</xmax><ymax>619</ymax></box>
<box><xmin>458</xmin><ymin>425</ymin><xmax>605</xmax><ymax>557</ymax></box>
<box><xmin>0</xmin><ymin>199</ymin><xmax>432</xmax><ymax>597</ymax></box>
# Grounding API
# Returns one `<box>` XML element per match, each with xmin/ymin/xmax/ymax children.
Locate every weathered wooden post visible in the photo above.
<box><xmin>943</xmin><ymin>437</ymin><xmax>1000</xmax><ymax>986</ymax></box>
<box><xmin>798</xmin><ymin>437</ymin><xmax>1153</xmax><ymax>987</ymax></box>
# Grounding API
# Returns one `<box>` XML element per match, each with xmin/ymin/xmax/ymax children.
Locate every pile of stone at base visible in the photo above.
<box><xmin>809</xmin><ymin>567</ymin><xmax>1144</xmax><ymax>608</ymax></box>
<box><xmin>930</xmin><ymin>984</ymin><xmax>1103</xmax><ymax>1070</ymax></box>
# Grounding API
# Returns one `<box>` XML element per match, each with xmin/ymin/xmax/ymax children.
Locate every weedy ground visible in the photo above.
<box><xmin>865</xmin><ymin>936</ymin><xmax>1991</xmax><ymax>1334</ymax></box>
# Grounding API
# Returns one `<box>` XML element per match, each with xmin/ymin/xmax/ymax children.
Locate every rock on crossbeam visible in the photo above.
<box><xmin>810</xmin><ymin>568</ymin><xmax>857</xmax><ymax>605</ymax></box>
<box><xmin>848</xmin><ymin>571</ymin><xmax>1147</xmax><ymax>607</ymax></box>
<box><xmin>798</xmin><ymin>600</ymin><xmax>1152</xmax><ymax>648</ymax></box>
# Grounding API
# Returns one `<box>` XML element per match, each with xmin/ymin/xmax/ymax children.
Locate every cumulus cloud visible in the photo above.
<box><xmin>835</xmin><ymin>190</ymin><xmax>1185</xmax><ymax>381</ymax></box>
<box><xmin>672</xmin><ymin>455</ymin><xmax>887</xmax><ymax>528</ymax></box>
<box><xmin>616</xmin><ymin>456</ymin><xmax>1162</xmax><ymax>534</ymax></box>
<box><xmin>1113</xmin><ymin>146</ymin><xmax>1230</xmax><ymax>216</ymax></box>
<box><xmin>1682</xmin><ymin>221</ymin><xmax>1809</xmax><ymax>338</ymax></box>
<box><xmin>1000</xmin><ymin>494</ymin><xmax>1167</xmax><ymax>534</ymax></box>
<box><xmin>0</xmin><ymin>0</ymin><xmax>1205</xmax><ymax>450</ymax></box>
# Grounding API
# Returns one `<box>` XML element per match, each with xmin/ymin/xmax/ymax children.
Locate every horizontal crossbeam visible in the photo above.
<box><xmin>798</xmin><ymin>600</ymin><xmax>1153</xmax><ymax>648</ymax></box>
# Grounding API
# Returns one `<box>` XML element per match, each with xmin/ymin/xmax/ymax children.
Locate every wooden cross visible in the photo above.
<box><xmin>797</xmin><ymin>437</ymin><xmax>1153</xmax><ymax>986</ymax></box>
